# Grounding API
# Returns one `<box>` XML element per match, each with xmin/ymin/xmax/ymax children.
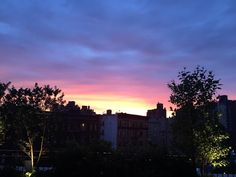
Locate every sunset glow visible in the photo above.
<box><xmin>66</xmin><ymin>94</ymin><xmax>152</xmax><ymax>115</ymax></box>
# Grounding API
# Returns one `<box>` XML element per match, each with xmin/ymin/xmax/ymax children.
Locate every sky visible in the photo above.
<box><xmin>0</xmin><ymin>0</ymin><xmax>236</xmax><ymax>116</ymax></box>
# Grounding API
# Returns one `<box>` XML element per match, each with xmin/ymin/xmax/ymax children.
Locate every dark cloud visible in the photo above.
<box><xmin>1</xmin><ymin>0</ymin><xmax>236</xmax><ymax>110</ymax></box>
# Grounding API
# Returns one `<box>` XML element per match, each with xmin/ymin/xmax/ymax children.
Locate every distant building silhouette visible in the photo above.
<box><xmin>147</xmin><ymin>103</ymin><xmax>173</xmax><ymax>153</ymax></box>
<box><xmin>217</xmin><ymin>95</ymin><xmax>236</xmax><ymax>149</ymax></box>
<box><xmin>101</xmin><ymin>110</ymin><xmax>148</xmax><ymax>150</ymax></box>
<box><xmin>55</xmin><ymin>101</ymin><xmax>100</xmax><ymax>146</ymax></box>
<box><xmin>58</xmin><ymin>101</ymin><xmax>96</xmax><ymax>115</ymax></box>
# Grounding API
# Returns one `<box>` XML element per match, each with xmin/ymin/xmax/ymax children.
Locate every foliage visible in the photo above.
<box><xmin>194</xmin><ymin>119</ymin><xmax>230</xmax><ymax>168</ymax></box>
<box><xmin>0</xmin><ymin>82</ymin><xmax>65</xmax><ymax>171</ymax></box>
<box><xmin>168</xmin><ymin>66</ymin><xmax>221</xmax><ymax>108</ymax></box>
<box><xmin>168</xmin><ymin>66</ymin><xmax>231</xmax><ymax>176</ymax></box>
<box><xmin>0</xmin><ymin>82</ymin><xmax>11</xmax><ymax>142</ymax></box>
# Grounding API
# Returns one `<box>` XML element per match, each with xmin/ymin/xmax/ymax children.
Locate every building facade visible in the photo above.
<box><xmin>217</xmin><ymin>95</ymin><xmax>236</xmax><ymax>149</ymax></box>
<box><xmin>101</xmin><ymin>111</ymin><xmax>148</xmax><ymax>150</ymax></box>
<box><xmin>55</xmin><ymin>101</ymin><xmax>101</xmax><ymax>147</ymax></box>
<box><xmin>147</xmin><ymin>103</ymin><xmax>173</xmax><ymax>153</ymax></box>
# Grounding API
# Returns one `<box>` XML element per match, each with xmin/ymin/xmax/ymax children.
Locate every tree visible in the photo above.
<box><xmin>168</xmin><ymin>66</ymin><xmax>231</xmax><ymax>176</ymax></box>
<box><xmin>0</xmin><ymin>82</ymin><xmax>11</xmax><ymax>143</ymax></box>
<box><xmin>0</xmin><ymin>82</ymin><xmax>65</xmax><ymax>173</ymax></box>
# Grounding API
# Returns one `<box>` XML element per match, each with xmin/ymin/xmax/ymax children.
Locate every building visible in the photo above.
<box><xmin>55</xmin><ymin>101</ymin><xmax>100</xmax><ymax>147</ymax></box>
<box><xmin>217</xmin><ymin>95</ymin><xmax>236</xmax><ymax>149</ymax></box>
<box><xmin>147</xmin><ymin>103</ymin><xmax>173</xmax><ymax>152</ymax></box>
<box><xmin>59</xmin><ymin>101</ymin><xmax>96</xmax><ymax>115</ymax></box>
<box><xmin>101</xmin><ymin>110</ymin><xmax>148</xmax><ymax>150</ymax></box>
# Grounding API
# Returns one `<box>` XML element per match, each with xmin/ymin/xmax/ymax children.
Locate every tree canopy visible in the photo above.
<box><xmin>169</xmin><ymin>66</ymin><xmax>221</xmax><ymax>108</ymax></box>
<box><xmin>168</xmin><ymin>66</ymin><xmax>231</xmax><ymax>176</ymax></box>
<box><xmin>0</xmin><ymin>82</ymin><xmax>65</xmax><ymax>173</ymax></box>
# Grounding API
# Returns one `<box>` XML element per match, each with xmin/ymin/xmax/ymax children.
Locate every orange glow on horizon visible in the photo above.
<box><xmin>65</xmin><ymin>94</ymin><xmax>173</xmax><ymax>117</ymax></box>
<box><xmin>11</xmin><ymin>81</ymin><xmax>173</xmax><ymax>117</ymax></box>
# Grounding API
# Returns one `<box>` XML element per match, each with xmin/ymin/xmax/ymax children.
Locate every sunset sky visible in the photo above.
<box><xmin>1</xmin><ymin>0</ymin><xmax>236</xmax><ymax>116</ymax></box>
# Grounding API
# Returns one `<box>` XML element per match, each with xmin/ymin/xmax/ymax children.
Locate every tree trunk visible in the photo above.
<box><xmin>37</xmin><ymin>126</ymin><xmax>46</xmax><ymax>165</ymax></box>
<box><xmin>191</xmin><ymin>156</ymin><xmax>198</xmax><ymax>177</ymax></box>
<box><xmin>200</xmin><ymin>161</ymin><xmax>207</xmax><ymax>177</ymax></box>
<box><xmin>200</xmin><ymin>162</ymin><xmax>204</xmax><ymax>177</ymax></box>
<box><xmin>30</xmin><ymin>143</ymin><xmax>35</xmax><ymax>172</ymax></box>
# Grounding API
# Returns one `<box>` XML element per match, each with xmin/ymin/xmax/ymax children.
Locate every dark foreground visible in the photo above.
<box><xmin>1</xmin><ymin>145</ymin><xmax>235</xmax><ymax>177</ymax></box>
<box><xmin>0</xmin><ymin>150</ymin><xmax>197</xmax><ymax>177</ymax></box>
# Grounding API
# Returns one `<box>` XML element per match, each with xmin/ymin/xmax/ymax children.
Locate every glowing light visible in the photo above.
<box><xmin>25</xmin><ymin>172</ymin><xmax>33</xmax><ymax>177</ymax></box>
<box><xmin>65</xmin><ymin>94</ymin><xmax>153</xmax><ymax>116</ymax></box>
<box><xmin>11</xmin><ymin>82</ymin><xmax>173</xmax><ymax>117</ymax></box>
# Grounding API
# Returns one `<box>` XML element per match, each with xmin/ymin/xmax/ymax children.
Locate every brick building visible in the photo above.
<box><xmin>147</xmin><ymin>103</ymin><xmax>173</xmax><ymax>153</ymax></box>
<box><xmin>55</xmin><ymin>101</ymin><xmax>101</xmax><ymax>147</ymax></box>
<box><xmin>101</xmin><ymin>110</ymin><xmax>148</xmax><ymax>150</ymax></box>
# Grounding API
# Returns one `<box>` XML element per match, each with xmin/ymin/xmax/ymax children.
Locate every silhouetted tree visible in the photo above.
<box><xmin>0</xmin><ymin>82</ymin><xmax>65</xmax><ymax>174</ymax></box>
<box><xmin>168</xmin><ymin>66</ymin><xmax>230</xmax><ymax>176</ymax></box>
<box><xmin>0</xmin><ymin>82</ymin><xmax>11</xmax><ymax>143</ymax></box>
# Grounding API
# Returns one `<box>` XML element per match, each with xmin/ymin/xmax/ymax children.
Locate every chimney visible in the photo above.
<box><xmin>219</xmin><ymin>95</ymin><xmax>228</xmax><ymax>103</ymax></box>
<box><xmin>157</xmin><ymin>103</ymin><xmax>163</xmax><ymax>109</ymax></box>
<box><xmin>82</xmin><ymin>106</ymin><xmax>87</xmax><ymax>110</ymax></box>
<box><xmin>67</xmin><ymin>101</ymin><xmax>75</xmax><ymax>107</ymax></box>
<box><xmin>107</xmin><ymin>109</ymin><xmax>112</xmax><ymax>115</ymax></box>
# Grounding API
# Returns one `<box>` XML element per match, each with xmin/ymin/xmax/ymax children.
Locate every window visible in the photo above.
<box><xmin>81</xmin><ymin>123</ymin><xmax>86</xmax><ymax>131</ymax></box>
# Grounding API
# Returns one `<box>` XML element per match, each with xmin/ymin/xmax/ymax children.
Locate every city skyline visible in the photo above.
<box><xmin>1</xmin><ymin>0</ymin><xmax>236</xmax><ymax>116</ymax></box>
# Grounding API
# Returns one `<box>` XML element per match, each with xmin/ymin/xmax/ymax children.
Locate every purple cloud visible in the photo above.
<box><xmin>1</xmin><ymin>0</ymin><xmax>236</xmax><ymax>114</ymax></box>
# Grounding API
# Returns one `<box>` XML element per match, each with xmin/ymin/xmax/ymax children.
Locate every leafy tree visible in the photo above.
<box><xmin>0</xmin><ymin>82</ymin><xmax>65</xmax><ymax>173</ymax></box>
<box><xmin>0</xmin><ymin>82</ymin><xmax>11</xmax><ymax>143</ymax></box>
<box><xmin>168</xmin><ymin>66</ymin><xmax>231</xmax><ymax>176</ymax></box>
<box><xmin>0</xmin><ymin>82</ymin><xmax>10</xmax><ymax>102</ymax></box>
